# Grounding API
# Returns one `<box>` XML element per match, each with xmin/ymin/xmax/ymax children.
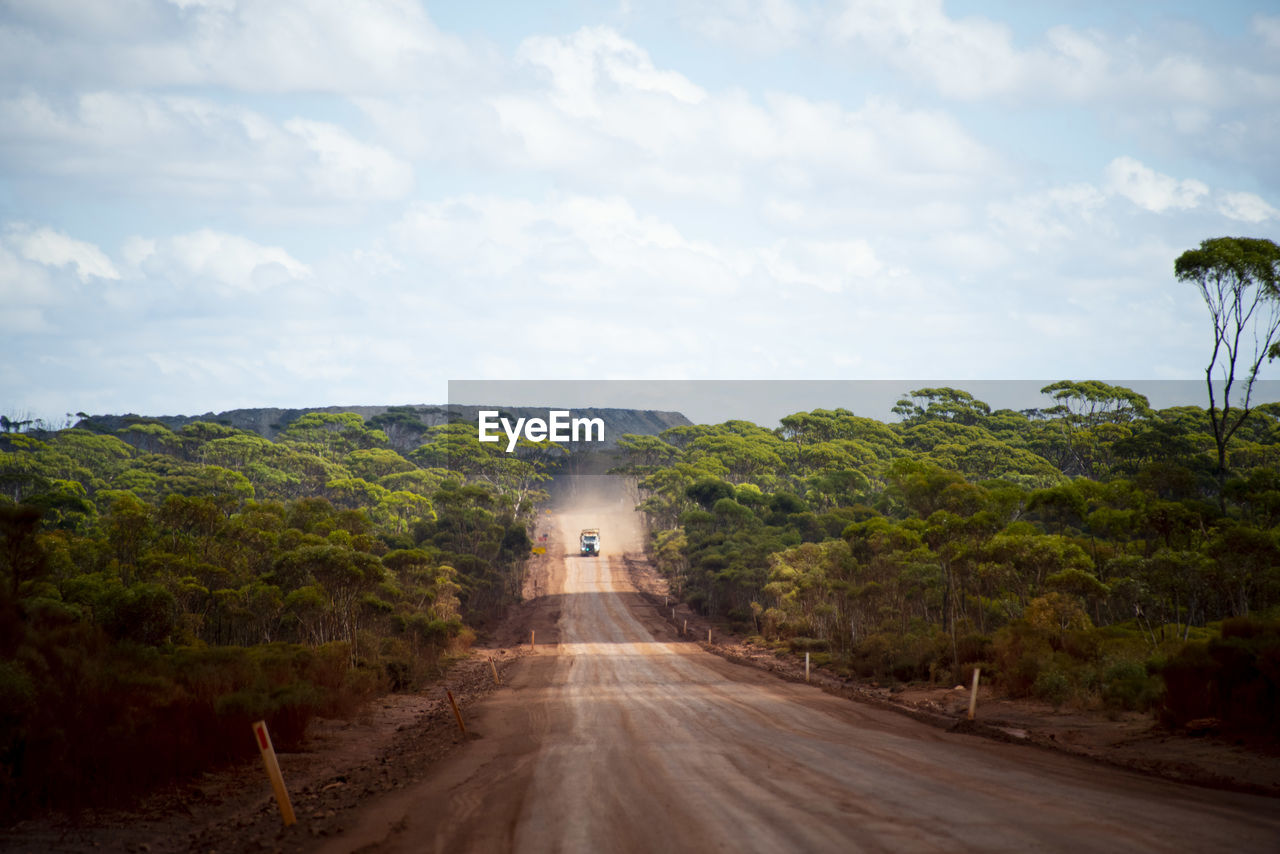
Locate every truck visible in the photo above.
<box><xmin>579</xmin><ymin>528</ymin><xmax>600</xmax><ymax>556</ymax></box>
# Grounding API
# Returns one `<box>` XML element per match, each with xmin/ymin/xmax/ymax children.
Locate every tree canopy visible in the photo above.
<box><xmin>1175</xmin><ymin>236</ymin><xmax>1280</xmax><ymax>479</ymax></box>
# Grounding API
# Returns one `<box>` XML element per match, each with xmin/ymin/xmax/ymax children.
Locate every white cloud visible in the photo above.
<box><xmin>1</xmin><ymin>6</ymin><xmax>1267</xmax><ymax>415</ymax></box>
<box><xmin>1253</xmin><ymin>14</ymin><xmax>1280</xmax><ymax>50</ymax></box>
<box><xmin>6</xmin><ymin>18</ymin><xmax>998</xmax><ymax>224</ymax></box>
<box><xmin>1217</xmin><ymin>191</ymin><xmax>1278</xmax><ymax>223</ymax></box>
<box><xmin>0</xmin><ymin>244</ymin><xmax>54</xmax><ymax>306</ymax></box>
<box><xmin>391</xmin><ymin>190</ymin><xmax>911</xmax><ymax>303</ymax></box>
<box><xmin>483</xmin><ymin>28</ymin><xmax>997</xmax><ymax>203</ymax></box>
<box><xmin>829</xmin><ymin>0</ymin><xmax>1279</xmax><ymax>109</ymax></box>
<box><xmin>821</xmin><ymin>1</ymin><xmax>1280</xmax><ymax>199</ymax></box>
<box><xmin>391</xmin><ymin>193</ymin><xmax>743</xmax><ymax>296</ymax></box>
<box><xmin>0</xmin><ymin>92</ymin><xmax>413</xmax><ymax>207</ymax></box>
<box><xmin>7</xmin><ymin>225</ymin><xmax>120</xmax><ymax>281</ymax></box>
<box><xmin>833</xmin><ymin>0</ymin><xmax>1027</xmax><ymax>99</ymax></box>
<box><xmin>517</xmin><ymin>26</ymin><xmax>707</xmax><ymax>116</ymax></box>
<box><xmin>0</xmin><ymin>0</ymin><xmax>475</xmax><ymax>94</ymax></box>
<box><xmin>0</xmin><ymin>308</ymin><xmax>50</xmax><ymax>335</ymax></box>
<box><xmin>121</xmin><ymin>237</ymin><xmax>157</xmax><ymax>269</ymax></box>
<box><xmin>988</xmin><ymin>184</ymin><xmax>1109</xmax><ymax>250</ymax></box>
<box><xmin>759</xmin><ymin>239</ymin><xmax>885</xmax><ymax>293</ymax></box>
<box><xmin>136</xmin><ymin>229</ymin><xmax>311</xmax><ymax>292</ymax></box>
<box><xmin>166</xmin><ymin>0</ymin><xmax>236</xmax><ymax>11</ymax></box>
<box><xmin>1104</xmin><ymin>156</ymin><xmax>1208</xmax><ymax>213</ymax></box>
<box><xmin>282</xmin><ymin>119</ymin><xmax>414</xmax><ymax>201</ymax></box>
<box><xmin>680</xmin><ymin>0</ymin><xmax>810</xmax><ymax>53</ymax></box>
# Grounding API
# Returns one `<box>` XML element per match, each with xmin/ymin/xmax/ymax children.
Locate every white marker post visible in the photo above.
<box><xmin>252</xmin><ymin>721</ymin><xmax>296</xmax><ymax>827</ymax></box>
<box><xmin>683</xmin><ymin>619</ymin><xmax>688</xmax><ymax>636</ymax></box>
<box><xmin>489</xmin><ymin>657</ymin><xmax>501</xmax><ymax>686</ymax></box>
<box><xmin>968</xmin><ymin>667</ymin><xmax>981</xmax><ymax>720</ymax></box>
<box><xmin>707</xmin><ymin>628</ymin><xmax>712</xmax><ymax>644</ymax></box>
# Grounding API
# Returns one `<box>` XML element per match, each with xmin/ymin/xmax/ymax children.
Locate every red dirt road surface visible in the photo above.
<box><xmin>315</xmin><ymin>478</ymin><xmax>1280</xmax><ymax>854</ymax></box>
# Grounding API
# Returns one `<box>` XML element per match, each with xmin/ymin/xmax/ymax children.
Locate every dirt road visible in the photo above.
<box><xmin>318</xmin><ymin>477</ymin><xmax>1280</xmax><ymax>853</ymax></box>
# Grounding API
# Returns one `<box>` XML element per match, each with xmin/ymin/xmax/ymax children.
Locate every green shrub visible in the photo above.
<box><xmin>993</xmin><ymin>622</ymin><xmax>1052</xmax><ymax>697</ymax></box>
<box><xmin>0</xmin><ymin>660</ymin><xmax>35</xmax><ymax>723</ymax></box>
<box><xmin>787</xmin><ymin>637</ymin><xmax>830</xmax><ymax>653</ymax></box>
<box><xmin>0</xmin><ymin>638</ymin><xmax>362</xmax><ymax>819</ymax></box>
<box><xmin>267</xmin><ymin>681</ymin><xmax>322</xmax><ymax>749</ymax></box>
<box><xmin>1159</xmin><ymin>617</ymin><xmax>1280</xmax><ymax>735</ymax></box>
<box><xmin>850</xmin><ymin>633</ymin><xmax>892</xmax><ymax>679</ymax></box>
<box><xmin>1060</xmin><ymin>629</ymin><xmax>1100</xmax><ymax>661</ymax></box>
<box><xmin>1160</xmin><ymin>641</ymin><xmax>1215</xmax><ymax>726</ymax></box>
<box><xmin>955</xmin><ymin>633</ymin><xmax>992</xmax><ymax>667</ymax></box>
<box><xmin>1033</xmin><ymin>667</ymin><xmax>1072</xmax><ymax>709</ymax></box>
<box><xmin>1100</xmin><ymin>659</ymin><xmax>1162</xmax><ymax>712</ymax></box>
<box><xmin>727</xmin><ymin>608</ymin><xmax>754</xmax><ymax>631</ymax></box>
<box><xmin>890</xmin><ymin>633</ymin><xmax>944</xmax><ymax>682</ymax></box>
<box><xmin>100</xmin><ymin>583</ymin><xmax>177</xmax><ymax>645</ymax></box>
<box><xmin>214</xmin><ymin>688</ymin><xmax>271</xmax><ymax>734</ymax></box>
<box><xmin>850</xmin><ymin>630</ymin><xmax>947</xmax><ymax>682</ymax></box>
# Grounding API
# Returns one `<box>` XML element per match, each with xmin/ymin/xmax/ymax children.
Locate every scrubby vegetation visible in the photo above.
<box><xmin>618</xmin><ymin>384</ymin><xmax>1280</xmax><ymax>723</ymax></box>
<box><xmin>0</xmin><ymin>412</ymin><xmax>547</xmax><ymax>817</ymax></box>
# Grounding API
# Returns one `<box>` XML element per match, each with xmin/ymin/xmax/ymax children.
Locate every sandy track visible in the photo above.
<box><xmin>317</xmin><ymin>481</ymin><xmax>1280</xmax><ymax>854</ymax></box>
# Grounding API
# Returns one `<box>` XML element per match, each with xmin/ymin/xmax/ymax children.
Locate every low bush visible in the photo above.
<box><xmin>1160</xmin><ymin>616</ymin><xmax>1280</xmax><ymax>735</ymax></box>
<box><xmin>1100</xmin><ymin>659</ymin><xmax>1162</xmax><ymax>712</ymax></box>
<box><xmin>992</xmin><ymin>622</ymin><xmax>1053</xmax><ymax>697</ymax></box>
<box><xmin>787</xmin><ymin>637</ymin><xmax>830</xmax><ymax>653</ymax></box>
<box><xmin>1032</xmin><ymin>666</ymin><xmax>1072</xmax><ymax>709</ymax></box>
<box><xmin>0</xmin><ymin>634</ymin><xmax>372</xmax><ymax>819</ymax></box>
<box><xmin>955</xmin><ymin>633</ymin><xmax>993</xmax><ymax>668</ymax></box>
<box><xmin>849</xmin><ymin>630</ymin><xmax>946</xmax><ymax>682</ymax></box>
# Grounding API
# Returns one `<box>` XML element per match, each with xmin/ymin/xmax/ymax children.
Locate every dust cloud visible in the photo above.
<box><xmin>548</xmin><ymin>474</ymin><xmax>646</xmax><ymax>556</ymax></box>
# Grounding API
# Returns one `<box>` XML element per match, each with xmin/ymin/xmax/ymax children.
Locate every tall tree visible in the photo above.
<box><xmin>1174</xmin><ymin>237</ymin><xmax>1280</xmax><ymax>482</ymax></box>
<box><xmin>0</xmin><ymin>505</ymin><xmax>46</xmax><ymax>602</ymax></box>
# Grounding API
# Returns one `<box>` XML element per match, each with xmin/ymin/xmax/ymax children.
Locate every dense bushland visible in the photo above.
<box><xmin>619</xmin><ymin>385</ymin><xmax>1280</xmax><ymax>721</ymax></box>
<box><xmin>0</xmin><ymin>411</ymin><xmax>548</xmax><ymax>816</ymax></box>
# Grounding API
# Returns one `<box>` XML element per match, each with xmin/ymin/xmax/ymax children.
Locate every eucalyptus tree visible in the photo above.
<box><xmin>1175</xmin><ymin>237</ymin><xmax>1280</xmax><ymax>482</ymax></box>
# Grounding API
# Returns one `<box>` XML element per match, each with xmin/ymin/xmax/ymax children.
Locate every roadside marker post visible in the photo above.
<box><xmin>531</xmin><ymin>630</ymin><xmax>535</xmax><ymax>649</ymax></box>
<box><xmin>683</xmin><ymin>619</ymin><xmax>687</xmax><ymax>636</ymax></box>
<box><xmin>708</xmin><ymin>628</ymin><xmax>712</xmax><ymax>644</ymax></box>
<box><xmin>447</xmin><ymin>689</ymin><xmax>467</xmax><ymax>736</ymax></box>
<box><xmin>488</xmin><ymin>657</ymin><xmax>501</xmax><ymax>686</ymax></box>
<box><xmin>968</xmin><ymin>668</ymin><xmax>981</xmax><ymax>720</ymax></box>
<box><xmin>252</xmin><ymin>720</ymin><xmax>296</xmax><ymax>827</ymax></box>
<box><xmin>805</xmin><ymin>652</ymin><xmax>810</xmax><ymax>682</ymax></box>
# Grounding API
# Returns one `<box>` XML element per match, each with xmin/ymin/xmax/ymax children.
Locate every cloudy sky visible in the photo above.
<box><xmin>2</xmin><ymin>0</ymin><xmax>1278</xmax><ymax>421</ymax></box>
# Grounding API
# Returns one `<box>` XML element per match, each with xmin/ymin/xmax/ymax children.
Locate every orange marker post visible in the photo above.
<box><xmin>252</xmin><ymin>720</ymin><xmax>296</xmax><ymax>827</ymax></box>
<box><xmin>447</xmin><ymin>689</ymin><xmax>467</xmax><ymax>737</ymax></box>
